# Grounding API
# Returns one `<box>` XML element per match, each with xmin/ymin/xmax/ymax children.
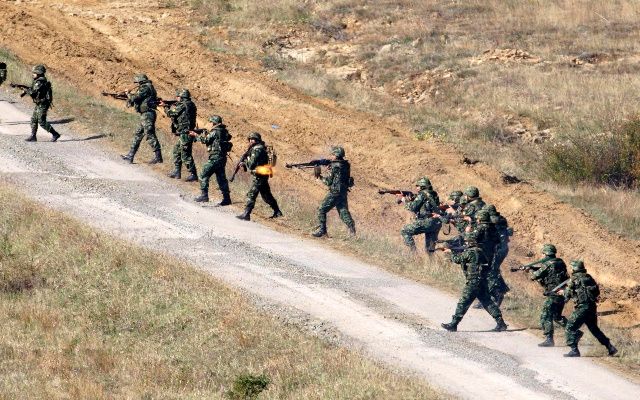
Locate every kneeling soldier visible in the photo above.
<box><xmin>236</xmin><ymin>132</ymin><xmax>282</xmax><ymax>221</ymax></box>
<box><xmin>400</xmin><ymin>177</ymin><xmax>441</xmax><ymax>252</ymax></box>
<box><xmin>562</xmin><ymin>260</ymin><xmax>617</xmax><ymax>357</ymax></box>
<box><xmin>165</xmin><ymin>89</ymin><xmax>198</xmax><ymax>181</ymax></box>
<box><xmin>313</xmin><ymin>146</ymin><xmax>356</xmax><ymax>237</ymax></box>
<box><xmin>191</xmin><ymin>115</ymin><xmax>232</xmax><ymax>205</ymax></box>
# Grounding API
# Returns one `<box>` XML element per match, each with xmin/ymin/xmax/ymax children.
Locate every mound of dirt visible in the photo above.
<box><xmin>472</xmin><ymin>48</ymin><xmax>541</xmax><ymax>65</ymax></box>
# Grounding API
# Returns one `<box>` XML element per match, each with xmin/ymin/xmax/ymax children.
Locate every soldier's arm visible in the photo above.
<box><xmin>321</xmin><ymin>164</ymin><xmax>337</xmax><ymax>186</ymax></box>
<box><xmin>564</xmin><ymin>279</ymin><xmax>575</xmax><ymax>300</ymax></box>
<box><xmin>405</xmin><ymin>191</ymin><xmax>425</xmax><ymax>213</ymax></box>
<box><xmin>128</xmin><ymin>85</ymin><xmax>150</xmax><ymax>105</ymax></box>
<box><xmin>531</xmin><ymin>263</ymin><xmax>549</xmax><ymax>281</ymax></box>
<box><xmin>245</xmin><ymin>147</ymin><xmax>259</xmax><ymax>170</ymax></box>
<box><xmin>165</xmin><ymin>102</ymin><xmax>184</xmax><ymax>118</ymax></box>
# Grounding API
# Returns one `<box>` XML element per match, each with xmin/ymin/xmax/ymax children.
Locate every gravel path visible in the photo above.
<box><xmin>0</xmin><ymin>97</ymin><xmax>637</xmax><ymax>400</ymax></box>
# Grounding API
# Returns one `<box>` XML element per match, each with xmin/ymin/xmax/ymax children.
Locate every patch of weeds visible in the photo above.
<box><xmin>226</xmin><ymin>373</ymin><xmax>270</xmax><ymax>400</ymax></box>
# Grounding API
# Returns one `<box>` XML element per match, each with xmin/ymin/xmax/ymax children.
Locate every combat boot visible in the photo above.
<box><xmin>312</xmin><ymin>224</ymin><xmax>327</xmax><ymax>238</ymax></box>
<box><xmin>25</xmin><ymin>134</ymin><xmax>37</xmax><ymax>142</ymax></box>
<box><xmin>606</xmin><ymin>343</ymin><xmax>618</xmax><ymax>356</ymax></box>
<box><xmin>148</xmin><ymin>150</ymin><xmax>163</xmax><ymax>164</ymax></box>
<box><xmin>215</xmin><ymin>193</ymin><xmax>231</xmax><ymax>207</ymax></box>
<box><xmin>269</xmin><ymin>209</ymin><xmax>283</xmax><ymax>219</ymax></box>
<box><xmin>50</xmin><ymin>128</ymin><xmax>61</xmax><ymax>142</ymax></box>
<box><xmin>441</xmin><ymin>322</ymin><xmax>458</xmax><ymax>332</ymax></box>
<box><xmin>168</xmin><ymin>168</ymin><xmax>181</xmax><ymax>179</ymax></box>
<box><xmin>347</xmin><ymin>225</ymin><xmax>356</xmax><ymax>236</ymax></box>
<box><xmin>564</xmin><ymin>346</ymin><xmax>580</xmax><ymax>357</ymax></box>
<box><xmin>491</xmin><ymin>318</ymin><xmax>508</xmax><ymax>332</ymax></box>
<box><xmin>121</xmin><ymin>142</ymin><xmax>140</xmax><ymax>164</ymax></box>
<box><xmin>538</xmin><ymin>336</ymin><xmax>554</xmax><ymax>347</ymax></box>
<box><xmin>236</xmin><ymin>207</ymin><xmax>251</xmax><ymax>221</ymax></box>
<box><xmin>194</xmin><ymin>190</ymin><xmax>209</xmax><ymax>203</ymax></box>
<box><xmin>185</xmin><ymin>171</ymin><xmax>198</xmax><ymax>182</ymax></box>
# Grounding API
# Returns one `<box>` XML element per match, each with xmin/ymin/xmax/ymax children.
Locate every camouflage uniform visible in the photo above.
<box><xmin>530</xmin><ymin>246</ymin><xmax>569</xmax><ymax>346</ymax></box>
<box><xmin>194</xmin><ymin>115</ymin><xmax>232</xmax><ymax>205</ymax></box>
<box><xmin>563</xmin><ymin>261</ymin><xmax>617</xmax><ymax>357</ymax></box>
<box><xmin>313</xmin><ymin>146</ymin><xmax>355</xmax><ymax>237</ymax></box>
<box><xmin>401</xmin><ymin>177</ymin><xmax>441</xmax><ymax>251</ymax></box>
<box><xmin>166</xmin><ymin>90</ymin><xmax>197</xmax><ymax>180</ymax></box>
<box><xmin>237</xmin><ymin>133</ymin><xmax>281</xmax><ymax>220</ymax></box>
<box><xmin>441</xmin><ymin>240</ymin><xmax>507</xmax><ymax>332</ymax></box>
<box><xmin>24</xmin><ymin>65</ymin><xmax>60</xmax><ymax>142</ymax></box>
<box><xmin>122</xmin><ymin>74</ymin><xmax>162</xmax><ymax>164</ymax></box>
<box><xmin>0</xmin><ymin>62</ymin><xmax>6</xmax><ymax>86</ymax></box>
<box><xmin>461</xmin><ymin>186</ymin><xmax>485</xmax><ymax>231</ymax></box>
<box><xmin>486</xmin><ymin>206</ymin><xmax>511</xmax><ymax>305</ymax></box>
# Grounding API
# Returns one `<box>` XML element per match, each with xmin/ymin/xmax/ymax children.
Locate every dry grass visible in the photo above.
<box><xmin>0</xmin><ymin>185</ymin><xmax>448</xmax><ymax>399</ymax></box>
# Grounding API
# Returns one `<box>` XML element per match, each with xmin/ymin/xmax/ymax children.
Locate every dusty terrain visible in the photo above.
<box><xmin>1</xmin><ymin>94</ymin><xmax>639</xmax><ymax>399</ymax></box>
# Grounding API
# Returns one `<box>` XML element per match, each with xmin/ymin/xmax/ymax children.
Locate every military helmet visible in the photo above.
<box><xmin>459</xmin><ymin>197</ymin><xmax>469</xmax><ymax>205</ymax></box>
<box><xmin>483</xmin><ymin>204</ymin><xmax>497</xmax><ymax>215</ymax></box>
<box><xmin>0</xmin><ymin>62</ymin><xmax>7</xmax><ymax>69</ymax></box>
<box><xmin>331</xmin><ymin>146</ymin><xmax>345</xmax><ymax>158</ymax></box>
<box><xmin>570</xmin><ymin>260</ymin><xmax>586</xmax><ymax>273</ymax></box>
<box><xmin>248</xmin><ymin>132</ymin><xmax>262</xmax><ymax>141</ymax></box>
<box><xmin>542</xmin><ymin>244</ymin><xmax>557</xmax><ymax>256</ymax></box>
<box><xmin>32</xmin><ymin>64</ymin><xmax>46</xmax><ymax>75</ymax></box>
<box><xmin>476</xmin><ymin>211</ymin><xmax>491</xmax><ymax>223</ymax></box>
<box><xmin>209</xmin><ymin>115</ymin><xmax>222</xmax><ymax>124</ymax></box>
<box><xmin>133</xmin><ymin>73</ymin><xmax>149</xmax><ymax>83</ymax></box>
<box><xmin>415</xmin><ymin>177</ymin><xmax>432</xmax><ymax>188</ymax></box>
<box><xmin>448</xmin><ymin>190</ymin><xmax>463</xmax><ymax>200</ymax></box>
<box><xmin>176</xmin><ymin>88</ymin><xmax>191</xmax><ymax>99</ymax></box>
<box><xmin>464</xmin><ymin>186</ymin><xmax>479</xmax><ymax>198</ymax></box>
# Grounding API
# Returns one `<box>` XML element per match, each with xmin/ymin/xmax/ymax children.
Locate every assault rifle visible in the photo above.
<box><xmin>229</xmin><ymin>145</ymin><xmax>253</xmax><ymax>182</ymax></box>
<box><xmin>155</xmin><ymin>98</ymin><xmax>178</xmax><ymax>107</ymax></box>
<box><xmin>189</xmin><ymin>128</ymin><xmax>208</xmax><ymax>136</ymax></box>
<box><xmin>10</xmin><ymin>83</ymin><xmax>30</xmax><ymax>97</ymax></box>
<box><xmin>285</xmin><ymin>159</ymin><xmax>332</xmax><ymax>169</ymax></box>
<box><xmin>101</xmin><ymin>91</ymin><xmax>129</xmax><ymax>101</ymax></box>
<box><xmin>509</xmin><ymin>256</ymin><xmax>552</xmax><ymax>272</ymax></box>
<box><xmin>378</xmin><ymin>189</ymin><xmax>415</xmax><ymax>204</ymax></box>
<box><xmin>543</xmin><ymin>279</ymin><xmax>570</xmax><ymax>296</ymax></box>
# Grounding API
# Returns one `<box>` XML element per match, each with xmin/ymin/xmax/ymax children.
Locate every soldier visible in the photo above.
<box><xmin>164</xmin><ymin>89</ymin><xmax>198</xmax><ymax>181</ymax></box>
<box><xmin>529</xmin><ymin>244</ymin><xmax>570</xmax><ymax>347</ymax></box>
<box><xmin>562</xmin><ymin>260</ymin><xmax>617</xmax><ymax>357</ymax></box>
<box><xmin>399</xmin><ymin>177</ymin><xmax>441</xmax><ymax>252</ymax></box>
<box><xmin>24</xmin><ymin>65</ymin><xmax>60</xmax><ymax>142</ymax></box>
<box><xmin>0</xmin><ymin>62</ymin><xmax>6</xmax><ymax>86</ymax></box>
<box><xmin>461</xmin><ymin>186</ymin><xmax>486</xmax><ymax>230</ymax></box>
<box><xmin>313</xmin><ymin>146</ymin><xmax>356</xmax><ymax>237</ymax></box>
<box><xmin>482</xmin><ymin>204</ymin><xmax>511</xmax><ymax>306</ymax></box>
<box><xmin>121</xmin><ymin>73</ymin><xmax>162</xmax><ymax>164</ymax></box>
<box><xmin>190</xmin><ymin>115</ymin><xmax>232</xmax><ymax>205</ymax></box>
<box><xmin>441</xmin><ymin>233</ymin><xmax>508</xmax><ymax>332</ymax></box>
<box><xmin>236</xmin><ymin>132</ymin><xmax>282</xmax><ymax>221</ymax></box>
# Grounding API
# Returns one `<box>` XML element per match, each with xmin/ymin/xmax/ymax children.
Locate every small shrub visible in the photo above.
<box><xmin>226</xmin><ymin>373</ymin><xmax>270</xmax><ymax>400</ymax></box>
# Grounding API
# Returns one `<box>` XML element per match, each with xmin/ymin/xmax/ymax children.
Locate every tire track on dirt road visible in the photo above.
<box><xmin>1</xmin><ymin>96</ymin><xmax>638</xmax><ymax>399</ymax></box>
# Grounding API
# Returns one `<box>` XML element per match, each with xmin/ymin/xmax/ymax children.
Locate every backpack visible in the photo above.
<box><xmin>266</xmin><ymin>145</ymin><xmax>277</xmax><ymax>166</ymax></box>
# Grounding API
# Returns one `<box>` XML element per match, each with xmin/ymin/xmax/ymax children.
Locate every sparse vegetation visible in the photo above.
<box><xmin>0</xmin><ymin>186</ymin><xmax>446</xmax><ymax>399</ymax></box>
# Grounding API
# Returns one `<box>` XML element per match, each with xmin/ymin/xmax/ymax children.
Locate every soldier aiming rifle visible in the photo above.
<box><xmin>12</xmin><ymin>65</ymin><xmax>60</xmax><ymax>142</ymax></box>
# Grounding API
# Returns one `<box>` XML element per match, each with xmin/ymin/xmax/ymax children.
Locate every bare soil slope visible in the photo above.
<box><xmin>1</xmin><ymin>1</ymin><xmax>638</xmax><ymax>324</ymax></box>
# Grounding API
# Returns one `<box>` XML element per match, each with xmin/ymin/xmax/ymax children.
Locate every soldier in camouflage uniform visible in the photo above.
<box><xmin>121</xmin><ymin>74</ymin><xmax>162</xmax><ymax>164</ymax></box>
<box><xmin>313</xmin><ymin>146</ymin><xmax>356</xmax><ymax>237</ymax></box>
<box><xmin>165</xmin><ymin>89</ymin><xmax>198</xmax><ymax>181</ymax></box>
<box><xmin>236</xmin><ymin>132</ymin><xmax>282</xmax><ymax>221</ymax></box>
<box><xmin>563</xmin><ymin>261</ymin><xmax>617</xmax><ymax>357</ymax></box>
<box><xmin>399</xmin><ymin>177</ymin><xmax>442</xmax><ymax>252</ymax></box>
<box><xmin>191</xmin><ymin>115</ymin><xmax>232</xmax><ymax>206</ymax></box>
<box><xmin>529</xmin><ymin>244</ymin><xmax>570</xmax><ymax>347</ymax></box>
<box><xmin>461</xmin><ymin>186</ymin><xmax>486</xmax><ymax>230</ymax></box>
<box><xmin>24</xmin><ymin>65</ymin><xmax>60</xmax><ymax>142</ymax></box>
<box><xmin>0</xmin><ymin>62</ymin><xmax>6</xmax><ymax>86</ymax></box>
<box><xmin>441</xmin><ymin>233</ymin><xmax>508</xmax><ymax>332</ymax></box>
<box><xmin>479</xmin><ymin>204</ymin><xmax>511</xmax><ymax>307</ymax></box>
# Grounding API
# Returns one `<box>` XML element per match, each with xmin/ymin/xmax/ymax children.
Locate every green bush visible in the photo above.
<box><xmin>543</xmin><ymin>119</ymin><xmax>640</xmax><ymax>187</ymax></box>
<box><xmin>227</xmin><ymin>373</ymin><xmax>270</xmax><ymax>400</ymax></box>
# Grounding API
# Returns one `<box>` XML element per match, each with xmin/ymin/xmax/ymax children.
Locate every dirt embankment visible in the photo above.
<box><xmin>1</xmin><ymin>1</ymin><xmax>639</xmax><ymax>324</ymax></box>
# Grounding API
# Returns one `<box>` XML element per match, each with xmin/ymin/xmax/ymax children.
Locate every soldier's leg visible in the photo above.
<box><xmin>194</xmin><ymin>159</ymin><xmax>214</xmax><ymax>202</ymax></box>
<box><xmin>584</xmin><ymin>306</ymin><xmax>611</xmax><ymax>346</ymax></box>
<box><xmin>27</xmin><ymin>107</ymin><xmax>39</xmax><ymax>141</ymax></box>
<box><xmin>169</xmin><ymin>141</ymin><xmax>182</xmax><ymax>177</ymax></box>
<box><xmin>335</xmin><ymin>195</ymin><xmax>355</xmax><ymax>234</ymax></box>
<box><xmin>553</xmin><ymin>296</ymin><xmax>568</xmax><ymax>327</ymax></box>
<box><xmin>540</xmin><ymin>297</ymin><xmax>555</xmax><ymax>337</ymax></box>
<box><xmin>237</xmin><ymin>178</ymin><xmax>259</xmax><ymax>220</ymax></box>
<box><xmin>453</xmin><ymin>281</ymin><xmax>480</xmax><ymax>322</ymax></box>
<box><xmin>565</xmin><ymin>305</ymin><xmax>588</xmax><ymax>348</ymax></box>
<box><xmin>315</xmin><ymin>194</ymin><xmax>336</xmax><ymax>236</ymax></box>
<box><xmin>401</xmin><ymin>221</ymin><xmax>423</xmax><ymax>251</ymax></box>
<box><xmin>143</xmin><ymin>111</ymin><xmax>162</xmax><ymax>164</ymax></box>
<box><xmin>182</xmin><ymin>141</ymin><xmax>197</xmax><ymax>181</ymax></box>
<box><xmin>258</xmin><ymin>179</ymin><xmax>281</xmax><ymax>216</ymax></box>
<box><xmin>477</xmin><ymin>281</ymin><xmax>507</xmax><ymax>330</ymax></box>
<box><xmin>425</xmin><ymin>220</ymin><xmax>441</xmax><ymax>252</ymax></box>
<box><xmin>36</xmin><ymin>105</ymin><xmax>59</xmax><ymax>140</ymax></box>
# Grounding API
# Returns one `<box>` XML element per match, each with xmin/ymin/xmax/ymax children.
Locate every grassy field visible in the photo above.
<box><xmin>0</xmin><ymin>184</ymin><xmax>450</xmax><ymax>399</ymax></box>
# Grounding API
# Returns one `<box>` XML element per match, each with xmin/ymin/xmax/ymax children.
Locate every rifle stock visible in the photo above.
<box><xmin>229</xmin><ymin>145</ymin><xmax>253</xmax><ymax>182</ymax></box>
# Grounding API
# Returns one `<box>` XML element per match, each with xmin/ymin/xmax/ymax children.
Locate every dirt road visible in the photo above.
<box><xmin>1</xmin><ymin>95</ymin><xmax>638</xmax><ymax>398</ymax></box>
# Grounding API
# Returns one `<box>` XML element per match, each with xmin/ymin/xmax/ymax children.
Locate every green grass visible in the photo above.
<box><xmin>0</xmin><ymin>186</ymin><xmax>448</xmax><ymax>399</ymax></box>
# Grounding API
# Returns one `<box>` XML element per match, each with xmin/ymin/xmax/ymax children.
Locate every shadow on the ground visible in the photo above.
<box><xmin>59</xmin><ymin>134</ymin><xmax>107</xmax><ymax>142</ymax></box>
<box><xmin>0</xmin><ymin>117</ymin><xmax>76</xmax><ymax>126</ymax></box>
